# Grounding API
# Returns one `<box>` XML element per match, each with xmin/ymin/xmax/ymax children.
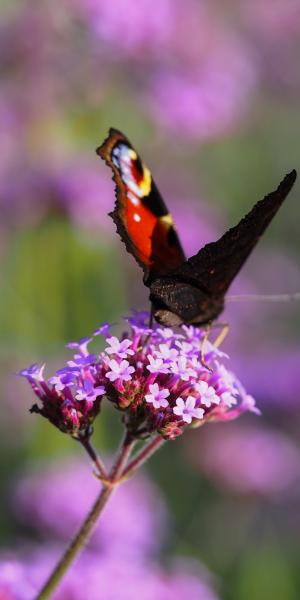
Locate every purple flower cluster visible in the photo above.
<box><xmin>20</xmin><ymin>312</ymin><xmax>258</xmax><ymax>439</ymax></box>
<box><xmin>187</xmin><ymin>422</ymin><xmax>300</xmax><ymax>498</ymax></box>
<box><xmin>239</xmin><ymin>0</ymin><xmax>300</xmax><ymax>91</ymax></box>
<box><xmin>77</xmin><ymin>0</ymin><xmax>257</xmax><ymax>141</ymax></box>
<box><xmin>0</xmin><ymin>2</ymin><xmax>257</xmax><ymax>246</ymax></box>
<box><xmin>14</xmin><ymin>458</ymin><xmax>168</xmax><ymax>557</ymax></box>
<box><xmin>2</xmin><ymin>455</ymin><xmax>219</xmax><ymax>599</ymax></box>
<box><xmin>0</xmin><ymin>158</ymin><xmax>116</xmax><ymax>233</ymax></box>
<box><xmin>0</xmin><ymin>551</ymin><xmax>219</xmax><ymax>600</ymax></box>
<box><xmin>146</xmin><ymin>38</ymin><xmax>256</xmax><ymax>141</ymax></box>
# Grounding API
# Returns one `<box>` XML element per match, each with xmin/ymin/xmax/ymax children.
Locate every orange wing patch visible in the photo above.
<box><xmin>97</xmin><ymin>128</ymin><xmax>185</xmax><ymax>280</ymax></box>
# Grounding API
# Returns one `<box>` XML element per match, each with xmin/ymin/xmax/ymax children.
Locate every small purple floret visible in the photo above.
<box><xmin>66</xmin><ymin>337</ymin><xmax>92</xmax><ymax>355</ymax></box>
<box><xmin>48</xmin><ymin>373</ymin><xmax>75</xmax><ymax>393</ymax></box>
<box><xmin>105</xmin><ymin>337</ymin><xmax>134</xmax><ymax>358</ymax></box>
<box><xmin>75</xmin><ymin>379</ymin><xmax>105</xmax><ymax>402</ymax></box>
<box><xmin>106</xmin><ymin>359</ymin><xmax>135</xmax><ymax>383</ymax></box>
<box><xmin>67</xmin><ymin>353</ymin><xmax>97</xmax><ymax>368</ymax></box>
<box><xmin>145</xmin><ymin>384</ymin><xmax>170</xmax><ymax>409</ymax></box>
<box><xmin>93</xmin><ymin>323</ymin><xmax>111</xmax><ymax>337</ymax></box>
<box><xmin>19</xmin><ymin>363</ymin><xmax>45</xmax><ymax>382</ymax></box>
<box><xmin>173</xmin><ymin>396</ymin><xmax>204</xmax><ymax>424</ymax></box>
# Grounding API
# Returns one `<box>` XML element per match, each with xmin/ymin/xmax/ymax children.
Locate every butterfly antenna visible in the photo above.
<box><xmin>227</xmin><ymin>292</ymin><xmax>300</xmax><ymax>302</ymax></box>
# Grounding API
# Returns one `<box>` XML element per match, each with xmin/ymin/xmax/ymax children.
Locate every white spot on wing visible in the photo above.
<box><xmin>133</xmin><ymin>213</ymin><xmax>141</xmax><ymax>222</ymax></box>
<box><xmin>128</xmin><ymin>192</ymin><xmax>139</xmax><ymax>206</ymax></box>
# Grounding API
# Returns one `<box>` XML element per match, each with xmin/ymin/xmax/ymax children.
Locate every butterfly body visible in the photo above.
<box><xmin>97</xmin><ymin>128</ymin><xmax>297</xmax><ymax>327</ymax></box>
<box><xmin>150</xmin><ymin>278</ymin><xmax>224</xmax><ymax>326</ymax></box>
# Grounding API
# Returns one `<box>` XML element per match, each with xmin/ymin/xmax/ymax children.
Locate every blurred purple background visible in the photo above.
<box><xmin>1</xmin><ymin>1</ymin><xmax>300</xmax><ymax>598</ymax></box>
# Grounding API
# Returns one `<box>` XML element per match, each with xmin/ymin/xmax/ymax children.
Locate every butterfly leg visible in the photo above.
<box><xmin>211</xmin><ymin>321</ymin><xmax>229</xmax><ymax>348</ymax></box>
<box><xmin>200</xmin><ymin>322</ymin><xmax>213</xmax><ymax>372</ymax></box>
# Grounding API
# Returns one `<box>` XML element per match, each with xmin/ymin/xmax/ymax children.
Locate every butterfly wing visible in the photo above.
<box><xmin>150</xmin><ymin>170</ymin><xmax>297</xmax><ymax>324</ymax></box>
<box><xmin>97</xmin><ymin>128</ymin><xmax>185</xmax><ymax>282</ymax></box>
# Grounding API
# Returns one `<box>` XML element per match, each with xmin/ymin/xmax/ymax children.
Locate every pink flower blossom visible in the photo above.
<box><xmin>195</xmin><ymin>381</ymin><xmax>220</xmax><ymax>408</ymax></box>
<box><xmin>106</xmin><ymin>359</ymin><xmax>135</xmax><ymax>383</ymax></box>
<box><xmin>147</xmin><ymin>355</ymin><xmax>170</xmax><ymax>374</ymax></box>
<box><xmin>173</xmin><ymin>397</ymin><xmax>204</xmax><ymax>424</ymax></box>
<box><xmin>19</xmin><ymin>363</ymin><xmax>45</xmax><ymax>382</ymax></box>
<box><xmin>67</xmin><ymin>337</ymin><xmax>92</xmax><ymax>356</ymax></box>
<box><xmin>170</xmin><ymin>356</ymin><xmax>196</xmax><ymax>381</ymax></box>
<box><xmin>145</xmin><ymin>384</ymin><xmax>170</xmax><ymax>409</ymax></box>
<box><xmin>75</xmin><ymin>379</ymin><xmax>105</xmax><ymax>402</ymax></box>
<box><xmin>156</xmin><ymin>327</ymin><xmax>177</xmax><ymax>340</ymax></box>
<box><xmin>105</xmin><ymin>336</ymin><xmax>134</xmax><ymax>358</ymax></box>
<box><xmin>219</xmin><ymin>392</ymin><xmax>236</xmax><ymax>408</ymax></box>
<box><xmin>154</xmin><ymin>344</ymin><xmax>179</xmax><ymax>362</ymax></box>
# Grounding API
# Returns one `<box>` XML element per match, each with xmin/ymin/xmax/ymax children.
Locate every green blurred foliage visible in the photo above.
<box><xmin>0</xmin><ymin>219</ymin><xmax>126</xmax><ymax>354</ymax></box>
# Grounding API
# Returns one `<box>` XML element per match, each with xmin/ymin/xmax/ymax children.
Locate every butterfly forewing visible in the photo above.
<box><xmin>97</xmin><ymin>128</ymin><xmax>185</xmax><ymax>281</ymax></box>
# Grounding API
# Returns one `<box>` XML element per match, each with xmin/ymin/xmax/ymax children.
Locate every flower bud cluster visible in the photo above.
<box><xmin>20</xmin><ymin>312</ymin><xmax>259</xmax><ymax>439</ymax></box>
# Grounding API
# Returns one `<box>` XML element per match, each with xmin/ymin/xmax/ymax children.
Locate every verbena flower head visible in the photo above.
<box><xmin>20</xmin><ymin>312</ymin><xmax>259</xmax><ymax>439</ymax></box>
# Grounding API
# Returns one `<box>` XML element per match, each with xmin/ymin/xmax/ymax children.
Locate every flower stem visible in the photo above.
<box><xmin>35</xmin><ymin>433</ymin><xmax>136</xmax><ymax>600</ymax></box>
<box><xmin>122</xmin><ymin>435</ymin><xmax>165</xmax><ymax>480</ymax></box>
<box><xmin>110</xmin><ymin>431</ymin><xmax>136</xmax><ymax>481</ymax></box>
<box><xmin>78</xmin><ymin>435</ymin><xmax>108</xmax><ymax>480</ymax></box>
<box><xmin>36</xmin><ymin>484</ymin><xmax>113</xmax><ymax>600</ymax></box>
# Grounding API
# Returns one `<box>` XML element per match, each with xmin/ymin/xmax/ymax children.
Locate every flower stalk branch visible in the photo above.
<box><xmin>35</xmin><ymin>432</ymin><xmax>136</xmax><ymax>600</ymax></box>
<box><xmin>77</xmin><ymin>434</ymin><xmax>108</xmax><ymax>480</ymax></box>
<box><xmin>122</xmin><ymin>435</ymin><xmax>165</xmax><ymax>481</ymax></box>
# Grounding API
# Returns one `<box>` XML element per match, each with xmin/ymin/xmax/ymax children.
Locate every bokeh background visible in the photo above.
<box><xmin>1</xmin><ymin>0</ymin><xmax>300</xmax><ymax>598</ymax></box>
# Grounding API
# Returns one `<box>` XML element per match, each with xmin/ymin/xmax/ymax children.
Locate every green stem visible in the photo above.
<box><xmin>35</xmin><ymin>433</ymin><xmax>136</xmax><ymax>600</ymax></box>
<box><xmin>122</xmin><ymin>435</ymin><xmax>165</xmax><ymax>480</ymax></box>
<box><xmin>36</xmin><ymin>484</ymin><xmax>113</xmax><ymax>600</ymax></box>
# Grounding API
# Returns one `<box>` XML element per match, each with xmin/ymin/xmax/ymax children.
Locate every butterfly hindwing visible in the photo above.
<box><xmin>97</xmin><ymin>128</ymin><xmax>185</xmax><ymax>281</ymax></box>
<box><xmin>150</xmin><ymin>170</ymin><xmax>297</xmax><ymax>325</ymax></box>
<box><xmin>99</xmin><ymin>128</ymin><xmax>297</xmax><ymax>326</ymax></box>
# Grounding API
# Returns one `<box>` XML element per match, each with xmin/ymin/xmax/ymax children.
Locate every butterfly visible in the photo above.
<box><xmin>97</xmin><ymin>128</ymin><xmax>297</xmax><ymax>327</ymax></box>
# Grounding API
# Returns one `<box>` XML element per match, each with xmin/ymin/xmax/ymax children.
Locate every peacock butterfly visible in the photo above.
<box><xmin>97</xmin><ymin>128</ymin><xmax>297</xmax><ymax>327</ymax></box>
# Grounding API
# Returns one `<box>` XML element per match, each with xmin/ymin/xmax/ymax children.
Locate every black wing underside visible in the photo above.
<box><xmin>168</xmin><ymin>169</ymin><xmax>297</xmax><ymax>296</ymax></box>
